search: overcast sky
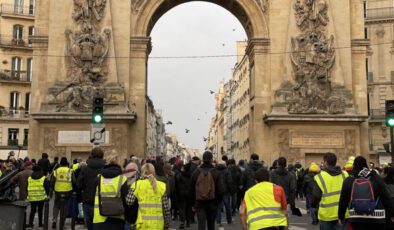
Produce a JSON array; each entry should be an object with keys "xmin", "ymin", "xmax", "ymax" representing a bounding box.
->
[{"xmin": 148, "ymin": 2, "xmax": 247, "ymax": 151}]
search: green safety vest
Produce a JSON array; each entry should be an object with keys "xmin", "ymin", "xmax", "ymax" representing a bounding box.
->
[
  {"xmin": 133, "ymin": 179, "xmax": 166, "ymax": 230},
  {"xmin": 244, "ymin": 182, "xmax": 287, "ymax": 230},
  {"xmin": 93, "ymin": 175, "xmax": 127, "ymax": 224},
  {"xmin": 54, "ymin": 167, "xmax": 73, "ymax": 192},
  {"xmin": 314, "ymin": 170, "xmax": 349, "ymax": 221},
  {"xmin": 27, "ymin": 176, "xmax": 47, "ymax": 202}
]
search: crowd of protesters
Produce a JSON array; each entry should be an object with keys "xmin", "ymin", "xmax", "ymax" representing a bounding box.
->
[{"xmin": 1, "ymin": 149, "xmax": 394, "ymax": 230}]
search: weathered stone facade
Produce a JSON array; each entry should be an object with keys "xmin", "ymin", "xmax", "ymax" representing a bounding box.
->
[{"xmin": 29, "ymin": 0, "xmax": 369, "ymax": 165}]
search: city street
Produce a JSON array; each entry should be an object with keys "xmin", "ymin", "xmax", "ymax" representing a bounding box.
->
[{"xmin": 27, "ymin": 199, "xmax": 319, "ymax": 230}]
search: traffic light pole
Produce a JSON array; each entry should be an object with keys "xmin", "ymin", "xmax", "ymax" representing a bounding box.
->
[{"xmin": 391, "ymin": 127, "xmax": 394, "ymax": 164}]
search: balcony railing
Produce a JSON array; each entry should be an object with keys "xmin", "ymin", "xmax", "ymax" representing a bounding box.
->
[
  {"xmin": 0, "ymin": 4, "xmax": 34, "ymax": 17},
  {"xmin": 8, "ymin": 139, "xmax": 18, "ymax": 147},
  {"xmin": 23, "ymin": 139, "xmax": 28, "ymax": 147},
  {"xmin": 0, "ymin": 35, "xmax": 32, "ymax": 49},
  {"xmin": 366, "ymin": 7, "xmax": 394, "ymax": 20},
  {"xmin": 369, "ymin": 109, "xmax": 385, "ymax": 120},
  {"xmin": 0, "ymin": 108, "xmax": 30, "ymax": 119},
  {"xmin": 0, "ymin": 69, "xmax": 31, "ymax": 82}
]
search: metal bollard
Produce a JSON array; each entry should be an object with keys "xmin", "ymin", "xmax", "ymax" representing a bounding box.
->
[
  {"xmin": 59, "ymin": 194, "xmax": 66, "ymax": 230},
  {"xmin": 71, "ymin": 192, "xmax": 77, "ymax": 230},
  {"xmin": 43, "ymin": 199, "xmax": 49, "ymax": 230}
]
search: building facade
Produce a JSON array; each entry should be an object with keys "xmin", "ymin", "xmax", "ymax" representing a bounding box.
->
[
  {"xmin": 0, "ymin": 0, "xmax": 35, "ymax": 158},
  {"xmin": 365, "ymin": 0, "xmax": 394, "ymax": 164},
  {"xmin": 146, "ymin": 97, "xmax": 166, "ymax": 157}
]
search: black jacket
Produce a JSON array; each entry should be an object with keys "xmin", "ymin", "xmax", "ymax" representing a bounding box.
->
[
  {"xmin": 338, "ymin": 169, "xmax": 394, "ymax": 223},
  {"xmin": 77, "ymin": 158, "xmax": 105, "ymax": 205},
  {"xmin": 303, "ymin": 171, "xmax": 318, "ymax": 195},
  {"xmin": 241, "ymin": 160, "xmax": 263, "ymax": 190},
  {"xmin": 176, "ymin": 163, "xmax": 192, "ymax": 198},
  {"xmin": 270, "ymin": 166, "xmax": 296, "ymax": 205},
  {"xmin": 228, "ymin": 164, "xmax": 242, "ymax": 193},
  {"xmin": 93, "ymin": 164, "xmax": 129, "ymax": 229},
  {"xmin": 190, "ymin": 162, "xmax": 225, "ymax": 208},
  {"xmin": 37, "ymin": 158, "xmax": 50, "ymax": 176},
  {"xmin": 311, "ymin": 166, "xmax": 343, "ymax": 209},
  {"xmin": 217, "ymin": 164, "xmax": 234, "ymax": 194}
]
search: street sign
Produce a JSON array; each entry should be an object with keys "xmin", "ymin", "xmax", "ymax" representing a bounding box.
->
[{"xmin": 90, "ymin": 124, "xmax": 106, "ymax": 144}]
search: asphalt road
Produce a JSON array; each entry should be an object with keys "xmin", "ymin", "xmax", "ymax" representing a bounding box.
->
[{"xmin": 24, "ymin": 199, "xmax": 319, "ymax": 230}]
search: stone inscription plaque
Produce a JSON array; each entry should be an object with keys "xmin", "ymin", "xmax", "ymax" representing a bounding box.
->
[
  {"xmin": 290, "ymin": 131, "xmax": 345, "ymax": 148},
  {"xmin": 58, "ymin": 131, "xmax": 109, "ymax": 144}
]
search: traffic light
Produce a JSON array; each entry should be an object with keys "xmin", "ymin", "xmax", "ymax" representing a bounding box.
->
[
  {"xmin": 386, "ymin": 100, "xmax": 394, "ymax": 127},
  {"xmin": 92, "ymin": 97, "xmax": 104, "ymax": 124}
]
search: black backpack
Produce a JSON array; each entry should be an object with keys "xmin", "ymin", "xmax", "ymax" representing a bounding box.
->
[{"xmin": 350, "ymin": 178, "xmax": 378, "ymax": 215}]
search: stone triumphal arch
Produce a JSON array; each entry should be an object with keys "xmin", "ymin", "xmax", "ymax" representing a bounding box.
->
[{"xmin": 29, "ymin": 0, "xmax": 369, "ymax": 165}]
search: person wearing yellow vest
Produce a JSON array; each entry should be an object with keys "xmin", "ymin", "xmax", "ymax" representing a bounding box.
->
[
  {"xmin": 125, "ymin": 163, "xmax": 171, "ymax": 230},
  {"xmin": 240, "ymin": 167, "xmax": 288, "ymax": 230},
  {"xmin": 311, "ymin": 152, "xmax": 348, "ymax": 230},
  {"xmin": 93, "ymin": 155, "xmax": 129, "ymax": 230},
  {"xmin": 72, "ymin": 158, "xmax": 80, "ymax": 171},
  {"xmin": 26, "ymin": 165, "xmax": 49, "ymax": 229},
  {"xmin": 50, "ymin": 157, "xmax": 74, "ymax": 229}
]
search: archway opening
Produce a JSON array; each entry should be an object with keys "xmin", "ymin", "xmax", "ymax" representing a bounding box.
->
[{"xmin": 146, "ymin": 2, "xmax": 248, "ymax": 158}]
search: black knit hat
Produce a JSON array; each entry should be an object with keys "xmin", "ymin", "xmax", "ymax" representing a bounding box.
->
[
  {"xmin": 202, "ymin": 151, "xmax": 213, "ymax": 162},
  {"xmin": 33, "ymin": 165, "xmax": 42, "ymax": 172}
]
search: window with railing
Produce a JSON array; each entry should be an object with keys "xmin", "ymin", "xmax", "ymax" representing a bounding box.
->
[
  {"xmin": 9, "ymin": 91, "xmax": 19, "ymax": 114},
  {"xmin": 11, "ymin": 56, "xmax": 21, "ymax": 79},
  {"xmin": 8, "ymin": 128, "xmax": 18, "ymax": 146}
]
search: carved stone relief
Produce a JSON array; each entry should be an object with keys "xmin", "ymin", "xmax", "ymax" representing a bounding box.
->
[
  {"xmin": 273, "ymin": 0, "xmax": 353, "ymax": 114},
  {"xmin": 256, "ymin": 0, "xmax": 269, "ymax": 12},
  {"xmin": 131, "ymin": 0, "xmax": 148, "ymax": 14},
  {"xmin": 42, "ymin": 0, "xmax": 135, "ymax": 114}
]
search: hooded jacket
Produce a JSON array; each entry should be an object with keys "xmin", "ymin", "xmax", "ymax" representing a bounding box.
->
[
  {"xmin": 77, "ymin": 157, "xmax": 105, "ymax": 205},
  {"xmin": 190, "ymin": 162, "xmax": 225, "ymax": 208},
  {"xmin": 270, "ymin": 166, "xmax": 296, "ymax": 204},
  {"xmin": 241, "ymin": 160, "xmax": 263, "ymax": 190},
  {"xmin": 338, "ymin": 168, "xmax": 394, "ymax": 223},
  {"xmin": 217, "ymin": 164, "xmax": 234, "ymax": 194},
  {"xmin": 93, "ymin": 164, "xmax": 129, "ymax": 230},
  {"xmin": 311, "ymin": 166, "xmax": 343, "ymax": 209},
  {"xmin": 176, "ymin": 163, "xmax": 192, "ymax": 198}
]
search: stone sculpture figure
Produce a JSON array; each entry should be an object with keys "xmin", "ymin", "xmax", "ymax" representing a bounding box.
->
[{"xmin": 274, "ymin": 0, "xmax": 353, "ymax": 114}]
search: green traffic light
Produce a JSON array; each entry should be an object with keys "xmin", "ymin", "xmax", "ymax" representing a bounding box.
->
[
  {"xmin": 94, "ymin": 114, "xmax": 103, "ymax": 123},
  {"xmin": 388, "ymin": 118, "xmax": 394, "ymax": 127}
]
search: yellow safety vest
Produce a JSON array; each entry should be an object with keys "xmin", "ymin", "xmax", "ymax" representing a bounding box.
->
[
  {"xmin": 133, "ymin": 179, "xmax": 166, "ymax": 230},
  {"xmin": 314, "ymin": 170, "xmax": 349, "ymax": 221},
  {"xmin": 93, "ymin": 175, "xmax": 127, "ymax": 224},
  {"xmin": 54, "ymin": 167, "xmax": 73, "ymax": 192},
  {"xmin": 72, "ymin": 163, "xmax": 79, "ymax": 171},
  {"xmin": 27, "ymin": 176, "xmax": 47, "ymax": 202},
  {"xmin": 244, "ymin": 182, "xmax": 287, "ymax": 230}
]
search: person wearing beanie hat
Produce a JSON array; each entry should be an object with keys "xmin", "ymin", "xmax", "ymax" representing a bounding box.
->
[
  {"xmin": 190, "ymin": 151, "xmax": 225, "ymax": 230},
  {"xmin": 27, "ymin": 165, "xmax": 50, "ymax": 229},
  {"xmin": 303, "ymin": 162, "xmax": 320, "ymax": 225},
  {"xmin": 10, "ymin": 160, "xmax": 33, "ymax": 200},
  {"xmin": 344, "ymin": 156, "xmax": 355, "ymax": 175}
]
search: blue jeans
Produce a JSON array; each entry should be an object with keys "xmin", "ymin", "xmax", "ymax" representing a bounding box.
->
[
  {"xmin": 83, "ymin": 203, "xmax": 94, "ymax": 230},
  {"xmin": 320, "ymin": 220, "xmax": 347, "ymax": 230},
  {"xmin": 306, "ymin": 193, "xmax": 318, "ymax": 222},
  {"xmin": 216, "ymin": 193, "xmax": 232, "ymax": 224}
]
